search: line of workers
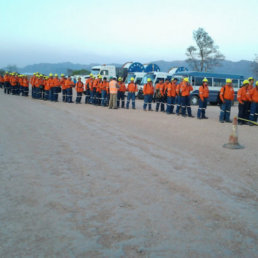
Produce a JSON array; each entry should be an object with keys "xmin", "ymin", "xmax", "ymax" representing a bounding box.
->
[{"xmin": 0, "ymin": 72, "xmax": 257, "ymax": 125}]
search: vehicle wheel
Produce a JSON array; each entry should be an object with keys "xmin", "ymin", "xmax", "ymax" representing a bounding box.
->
[{"xmin": 190, "ymin": 95, "xmax": 199, "ymax": 105}]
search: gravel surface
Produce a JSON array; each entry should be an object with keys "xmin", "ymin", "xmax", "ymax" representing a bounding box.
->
[{"xmin": 0, "ymin": 90, "xmax": 257, "ymax": 257}]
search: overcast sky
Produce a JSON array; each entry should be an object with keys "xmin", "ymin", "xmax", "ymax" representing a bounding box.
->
[{"xmin": 1, "ymin": 0, "xmax": 258, "ymax": 67}]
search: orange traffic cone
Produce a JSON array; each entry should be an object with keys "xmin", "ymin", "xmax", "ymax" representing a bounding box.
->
[{"xmin": 223, "ymin": 116, "xmax": 244, "ymax": 149}]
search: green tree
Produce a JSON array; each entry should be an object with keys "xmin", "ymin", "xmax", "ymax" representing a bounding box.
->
[
  {"xmin": 71, "ymin": 69, "xmax": 90, "ymax": 76},
  {"xmin": 186, "ymin": 28, "xmax": 225, "ymax": 72}
]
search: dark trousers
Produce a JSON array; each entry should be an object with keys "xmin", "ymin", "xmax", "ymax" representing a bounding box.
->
[
  {"xmin": 181, "ymin": 96, "xmax": 192, "ymax": 116},
  {"xmin": 66, "ymin": 88, "xmax": 73, "ymax": 103},
  {"xmin": 176, "ymin": 95, "xmax": 181, "ymax": 114},
  {"xmin": 62, "ymin": 89, "xmax": 67, "ymax": 102},
  {"xmin": 23, "ymin": 87, "xmax": 29, "ymax": 96},
  {"xmin": 156, "ymin": 96, "xmax": 165, "ymax": 111},
  {"xmin": 85, "ymin": 89, "xmax": 90, "ymax": 104},
  {"xmin": 101, "ymin": 90, "xmax": 107, "ymax": 106},
  {"xmin": 76, "ymin": 92, "xmax": 82, "ymax": 103},
  {"xmin": 166, "ymin": 96, "xmax": 176, "ymax": 114},
  {"xmin": 117, "ymin": 91, "xmax": 125, "ymax": 108},
  {"xmin": 44, "ymin": 90, "xmax": 50, "ymax": 100},
  {"xmin": 249, "ymin": 102, "xmax": 258, "ymax": 122},
  {"xmin": 197, "ymin": 98, "xmax": 208, "ymax": 118},
  {"xmin": 219, "ymin": 99, "xmax": 232, "ymax": 122},
  {"xmin": 127, "ymin": 92, "xmax": 136, "ymax": 109},
  {"xmin": 238, "ymin": 101, "xmax": 249, "ymax": 124},
  {"xmin": 143, "ymin": 94, "xmax": 153, "ymax": 110}
]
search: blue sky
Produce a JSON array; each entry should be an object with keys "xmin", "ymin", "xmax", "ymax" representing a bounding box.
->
[{"xmin": 1, "ymin": 0, "xmax": 258, "ymax": 67}]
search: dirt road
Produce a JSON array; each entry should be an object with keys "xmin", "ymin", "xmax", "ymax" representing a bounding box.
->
[{"xmin": 0, "ymin": 90, "xmax": 257, "ymax": 257}]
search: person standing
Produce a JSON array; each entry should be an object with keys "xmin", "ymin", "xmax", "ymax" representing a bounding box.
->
[
  {"xmin": 237, "ymin": 80, "xmax": 249, "ymax": 124},
  {"xmin": 75, "ymin": 77, "xmax": 84, "ymax": 104},
  {"xmin": 247, "ymin": 81, "xmax": 258, "ymax": 125},
  {"xmin": 197, "ymin": 78, "xmax": 209, "ymax": 119},
  {"xmin": 109, "ymin": 77, "xmax": 119, "ymax": 109},
  {"xmin": 143, "ymin": 78, "xmax": 154, "ymax": 111},
  {"xmin": 60, "ymin": 74, "xmax": 67, "ymax": 102},
  {"xmin": 4, "ymin": 72, "xmax": 10, "ymax": 94},
  {"xmin": 65, "ymin": 76, "xmax": 75, "ymax": 103},
  {"xmin": 23, "ymin": 75, "xmax": 29, "ymax": 96},
  {"xmin": 181, "ymin": 78, "xmax": 194, "ymax": 117},
  {"xmin": 166, "ymin": 78, "xmax": 177, "ymax": 114},
  {"xmin": 101, "ymin": 77, "xmax": 109, "ymax": 106},
  {"xmin": 219, "ymin": 79, "xmax": 234, "ymax": 123},
  {"xmin": 84, "ymin": 75, "xmax": 93, "ymax": 104},
  {"xmin": 126, "ymin": 77, "xmax": 138, "ymax": 109},
  {"xmin": 155, "ymin": 79, "xmax": 165, "ymax": 112},
  {"xmin": 117, "ymin": 77, "xmax": 126, "ymax": 108}
]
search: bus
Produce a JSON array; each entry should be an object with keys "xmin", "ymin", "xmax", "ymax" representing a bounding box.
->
[{"xmin": 173, "ymin": 71, "xmax": 245, "ymax": 105}]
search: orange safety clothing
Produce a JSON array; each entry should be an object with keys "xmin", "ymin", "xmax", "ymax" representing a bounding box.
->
[
  {"xmin": 109, "ymin": 80, "xmax": 118, "ymax": 94},
  {"xmin": 143, "ymin": 82, "xmax": 154, "ymax": 95},
  {"xmin": 220, "ymin": 85, "xmax": 234, "ymax": 102},
  {"xmin": 127, "ymin": 82, "xmax": 138, "ymax": 92},
  {"xmin": 247, "ymin": 87, "xmax": 258, "ymax": 103},
  {"xmin": 180, "ymin": 81, "xmax": 193, "ymax": 97},
  {"xmin": 199, "ymin": 84, "xmax": 209, "ymax": 101},
  {"xmin": 76, "ymin": 81, "xmax": 84, "ymax": 92},
  {"xmin": 237, "ymin": 87, "xmax": 249, "ymax": 104}
]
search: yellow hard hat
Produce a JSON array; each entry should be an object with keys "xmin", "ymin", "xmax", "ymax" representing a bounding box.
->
[
  {"xmin": 226, "ymin": 79, "xmax": 232, "ymax": 84},
  {"xmin": 55, "ymin": 73, "xmax": 58, "ymax": 77},
  {"xmin": 49, "ymin": 73, "xmax": 53, "ymax": 76},
  {"xmin": 256, "ymin": 81, "xmax": 258, "ymax": 86},
  {"xmin": 98, "ymin": 75, "xmax": 102, "ymax": 79},
  {"xmin": 243, "ymin": 80, "xmax": 249, "ymax": 85},
  {"xmin": 45, "ymin": 76, "xmax": 49, "ymax": 79},
  {"xmin": 147, "ymin": 78, "xmax": 152, "ymax": 82},
  {"xmin": 118, "ymin": 77, "xmax": 122, "ymax": 81},
  {"xmin": 202, "ymin": 78, "xmax": 208, "ymax": 82},
  {"xmin": 184, "ymin": 77, "xmax": 189, "ymax": 82},
  {"xmin": 61, "ymin": 73, "xmax": 65, "ymax": 77},
  {"xmin": 130, "ymin": 77, "xmax": 134, "ymax": 81},
  {"xmin": 33, "ymin": 72, "xmax": 36, "ymax": 75},
  {"xmin": 90, "ymin": 73, "xmax": 93, "ymax": 77},
  {"xmin": 248, "ymin": 77, "xmax": 254, "ymax": 81}
]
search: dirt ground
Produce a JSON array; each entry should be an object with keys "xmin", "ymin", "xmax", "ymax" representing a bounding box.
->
[{"xmin": 0, "ymin": 89, "xmax": 257, "ymax": 257}]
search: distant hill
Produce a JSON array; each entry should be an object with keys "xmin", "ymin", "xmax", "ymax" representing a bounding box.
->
[{"xmin": 4, "ymin": 60, "xmax": 253, "ymax": 77}]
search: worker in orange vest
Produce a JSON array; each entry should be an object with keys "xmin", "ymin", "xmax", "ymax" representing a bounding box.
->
[
  {"xmin": 75, "ymin": 77, "xmax": 84, "ymax": 104},
  {"xmin": 84, "ymin": 75, "xmax": 92, "ymax": 104},
  {"xmin": 143, "ymin": 78, "xmax": 154, "ymax": 111},
  {"xmin": 197, "ymin": 78, "xmax": 209, "ymax": 119},
  {"xmin": 100, "ymin": 77, "xmax": 109, "ymax": 106},
  {"xmin": 109, "ymin": 77, "xmax": 119, "ymax": 109},
  {"xmin": 0, "ymin": 74, "xmax": 3, "ymax": 89},
  {"xmin": 247, "ymin": 77, "xmax": 255, "ymax": 117},
  {"xmin": 247, "ymin": 81, "xmax": 258, "ymax": 125},
  {"xmin": 22, "ymin": 75, "xmax": 29, "ymax": 96},
  {"xmin": 166, "ymin": 78, "xmax": 177, "ymax": 114},
  {"xmin": 60, "ymin": 74, "xmax": 66, "ymax": 102},
  {"xmin": 126, "ymin": 77, "xmax": 138, "ymax": 109},
  {"xmin": 65, "ymin": 76, "xmax": 75, "ymax": 103},
  {"xmin": 96, "ymin": 75, "xmax": 102, "ymax": 105},
  {"xmin": 10, "ymin": 73, "xmax": 17, "ymax": 95},
  {"xmin": 117, "ymin": 77, "xmax": 126, "ymax": 108},
  {"xmin": 180, "ymin": 78, "xmax": 194, "ymax": 117},
  {"xmin": 44, "ymin": 76, "xmax": 50, "ymax": 100},
  {"xmin": 219, "ymin": 79, "xmax": 235, "ymax": 123},
  {"xmin": 237, "ymin": 80, "xmax": 249, "ymax": 125},
  {"xmin": 51, "ymin": 74, "xmax": 60, "ymax": 102},
  {"xmin": 4, "ymin": 72, "xmax": 10, "ymax": 94},
  {"xmin": 155, "ymin": 79, "xmax": 165, "ymax": 112}
]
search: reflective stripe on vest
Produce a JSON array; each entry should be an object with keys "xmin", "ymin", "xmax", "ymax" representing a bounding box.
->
[{"xmin": 109, "ymin": 80, "xmax": 118, "ymax": 94}]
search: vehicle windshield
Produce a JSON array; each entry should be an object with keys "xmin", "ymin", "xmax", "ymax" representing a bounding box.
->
[
  {"xmin": 141, "ymin": 74, "xmax": 156, "ymax": 85},
  {"xmin": 125, "ymin": 74, "xmax": 136, "ymax": 84},
  {"xmin": 91, "ymin": 69, "xmax": 100, "ymax": 75}
]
